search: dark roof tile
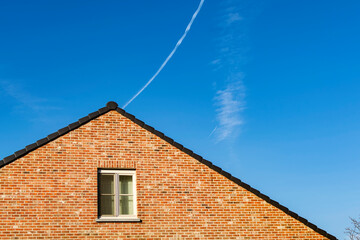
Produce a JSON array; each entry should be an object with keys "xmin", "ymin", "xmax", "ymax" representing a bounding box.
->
[
  {"xmin": 88, "ymin": 111, "xmax": 100, "ymax": 119},
  {"xmin": 58, "ymin": 127, "xmax": 70, "ymax": 135},
  {"xmin": 123, "ymin": 112, "xmax": 135, "ymax": 120},
  {"xmin": 201, "ymin": 159, "xmax": 213, "ymax": 167},
  {"xmin": 276, "ymin": 204, "xmax": 289, "ymax": 213},
  {"xmin": 240, "ymin": 182, "xmax": 251, "ymax": 191},
  {"xmin": 288, "ymin": 210, "xmax": 299, "ymax": 219},
  {"xmin": 307, "ymin": 222, "xmax": 318, "ymax": 231},
  {"xmin": 211, "ymin": 165, "xmax": 222, "ymax": 173},
  {"xmin": 172, "ymin": 142, "xmax": 183, "ymax": 150},
  {"xmin": 69, "ymin": 122, "xmax": 80, "ymax": 130},
  {"xmin": 14, "ymin": 149, "xmax": 26, "ymax": 158},
  {"xmin": 79, "ymin": 116, "xmax": 90, "ymax": 124},
  {"xmin": 3, "ymin": 155, "xmax": 16, "ymax": 164},
  {"xmin": 116, "ymin": 107, "xmax": 125, "ymax": 114},
  {"xmin": 98, "ymin": 107, "xmax": 109, "ymax": 114},
  {"xmin": 230, "ymin": 176, "xmax": 242, "ymax": 185},
  {"xmin": 163, "ymin": 136, "xmax": 174, "ymax": 144},
  {"xmin": 142, "ymin": 124, "xmax": 154, "ymax": 132},
  {"xmin": 269, "ymin": 199, "xmax": 280, "ymax": 207},
  {"xmin": 36, "ymin": 138, "xmax": 48, "ymax": 146},
  {"xmin": 191, "ymin": 153, "xmax": 202, "ymax": 161},
  {"xmin": 133, "ymin": 118, "xmax": 144, "ymax": 127},
  {"xmin": 47, "ymin": 132, "xmax": 59, "ymax": 141},
  {"xmin": 258, "ymin": 193, "xmax": 270, "ymax": 202},
  {"xmin": 25, "ymin": 143, "xmax": 38, "ymax": 152},
  {"xmin": 328, "ymin": 234, "xmax": 338, "ymax": 240},
  {"xmin": 250, "ymin": 188, "xmax": 261, "ymax": 196},
  {"xmin": 298, "ymin": 216, "xmax": 308, "ymax": 225},
  {"xmin": 221, "ymin": 171, "xmax": 231, "ymax": 179},
  {"xmin": 153, "ymin": 130, "xmax": 164, "ymax": 138},
  {"xmin": 106, "ymin": 101, "xmax": 118, "ymax": 109},
  {"xmin": 182, "ymin": 148, "xmax": 193, "ymax": 156}
]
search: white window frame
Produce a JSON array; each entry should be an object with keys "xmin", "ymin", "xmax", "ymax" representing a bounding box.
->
[{"xmin": 97, "ymin": 169, "xmax": 140, "ymax": 222}]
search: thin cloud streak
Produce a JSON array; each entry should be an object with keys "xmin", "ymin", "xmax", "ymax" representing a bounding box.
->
[
  {"xmin": 1, "ymin": 81, "xmax": 47, "ymax": 111},
  {"xmin": 211, "ymin": 0, "xmax": 248, "ymax": 142},
  {"xmin": 123, "ymin": 0, "xmax": 205, "ymax": 109},
  {"xmin": 0, "ymin": 80, "xmax": 62, "ymax": 123},
  {"xmin": 208, "ymin": 126, "xmax": 217, "ymax": 137},
  {"xmin": 214, "ymin": 80, "xmax": 245, "ymax": 142}
]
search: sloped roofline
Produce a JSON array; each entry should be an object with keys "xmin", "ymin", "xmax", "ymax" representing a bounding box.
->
[{"xmin": 0, "ymin": 101, "xmax": 337, "ymax": 240}]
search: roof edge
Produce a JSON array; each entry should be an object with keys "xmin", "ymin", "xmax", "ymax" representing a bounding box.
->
[{"xmin": 0, "ymin": 101, "xmax": 337, "ymax": 240}]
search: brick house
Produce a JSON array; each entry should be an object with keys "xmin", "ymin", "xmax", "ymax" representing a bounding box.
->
[{"xmin": 0, "ymin": 101, "xmax": 336, "ymax": 239}]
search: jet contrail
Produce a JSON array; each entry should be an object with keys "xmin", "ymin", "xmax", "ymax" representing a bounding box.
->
[
  {"xmin": 123, "ymin": 0, "xmax": 205, "ymax": 109},
  {"xmin": 208, "ymin": 126, "xmax": 217, "ymax": 137}
]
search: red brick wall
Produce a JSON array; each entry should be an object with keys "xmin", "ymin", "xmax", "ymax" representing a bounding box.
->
[{"xmin": 0, "ymin": 111, "xmax": 329, "ymax": 239}]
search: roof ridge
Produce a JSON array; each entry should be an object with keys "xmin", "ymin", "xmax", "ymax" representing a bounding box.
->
[{"xmin": 0, "ymin": 101, "xmax": 337, "ymax": 240}]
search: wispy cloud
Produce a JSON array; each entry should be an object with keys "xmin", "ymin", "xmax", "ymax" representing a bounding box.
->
[
  {"xmin": 226, "ymin": 12, "xmax": 243, "ymax": 25},
  {"xmin": 0, "ymin": 80, "xmax": 61, "ymax": 122},
  {"xmin": 123, "ymin": 0, "xmax": 205, "ymax": 109},
  {"xmin": 214, "ymin": 76, "xmax": 245, "ymax": 142},
  {"xmin": 211, "ymin": 0, "xmax": 249, "ymax": 142},
  {"xmin": 2, "ymin": 81, "xmax": 46, "ymax": 110}
]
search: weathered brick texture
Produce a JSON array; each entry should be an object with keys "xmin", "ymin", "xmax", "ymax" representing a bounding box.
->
[{"xmin": 0, "ymin": 110, "xmax": 331, "ymax": 239}]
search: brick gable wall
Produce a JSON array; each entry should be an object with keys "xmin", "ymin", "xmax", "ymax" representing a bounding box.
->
[{"xmin": 0, "ymin": 110, "xmax": 330, "ymax": 239}]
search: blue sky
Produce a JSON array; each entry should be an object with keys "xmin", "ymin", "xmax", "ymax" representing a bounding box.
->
[{"xmin": 1, "ymin": 0, "xmax": 360, "ymax": 238}]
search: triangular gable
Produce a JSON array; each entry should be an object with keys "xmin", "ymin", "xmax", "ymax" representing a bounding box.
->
[{"xmin": 0, "ymin": 101, "xmax": 337, "ymax": 240}]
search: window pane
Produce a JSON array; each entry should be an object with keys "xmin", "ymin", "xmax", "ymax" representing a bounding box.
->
[
  {"xmin": 119, "ymin": 176, "xmax": 133, "ymax": 194},
  {"xmin": 119, "ymin": 195, "xmax": 133, "ymax": 215},
  {"xmin": 100, "ymin": 195, "xmax": 115, "ymax": 216},
  {"xmin": 100, "ymin": 174, "xmax": 114, "ymax": 194}
]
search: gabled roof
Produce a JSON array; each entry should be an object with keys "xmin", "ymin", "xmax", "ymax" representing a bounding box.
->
[{"xmin": 0, "ymin": 101, "xmax": 337, "ymax": 240}]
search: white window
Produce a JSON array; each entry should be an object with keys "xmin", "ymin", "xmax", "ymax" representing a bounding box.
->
[{"xmin": 97, "ymin": 169, "xmax": 139, "ymax": 222}]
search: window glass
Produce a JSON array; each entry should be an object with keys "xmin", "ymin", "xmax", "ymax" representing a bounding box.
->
[
  {"xmin": 100, "ymin": 195, "xmax": 115, "ymax": 215},
  {"xmin": 100, "ymin": 174, "xmax": 114, "ymax": 194},
  {"xmin": 100, "ymin": 174, "xmax": 115, "ymax": 216},
  {"xmin": 120, "ymin": 196, "xmax": 133, "ymax": 215},
  {"xmin": 119, "ymin": 176, "xmax": 133, "ymax": 194}
]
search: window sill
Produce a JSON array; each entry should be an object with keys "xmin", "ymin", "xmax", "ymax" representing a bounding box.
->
[{"xmin": 96, "ymin": 217, "xmax": 142, "ymax": 223}]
